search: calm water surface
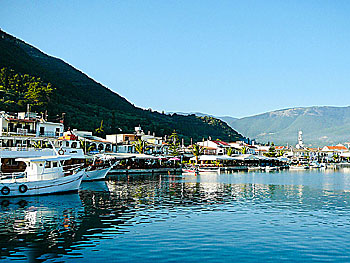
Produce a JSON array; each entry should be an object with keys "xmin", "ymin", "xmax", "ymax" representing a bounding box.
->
[{"xmin": 2, "ymin": 169, "xmax": 350, "ymax": 262}]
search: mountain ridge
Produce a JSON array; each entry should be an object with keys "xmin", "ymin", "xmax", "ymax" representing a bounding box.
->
[
  {"xmin": 0, "ymin": 29, "xmax": 244, "ymax": 143},
  {"xmin": 224, "ymin": 106, "xmax": 350, "ymax": 146}
]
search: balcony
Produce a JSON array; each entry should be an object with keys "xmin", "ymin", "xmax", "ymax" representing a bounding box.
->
[{"xmin": 38, "ymin": 131, "xmax": 63, "ymax": 138}]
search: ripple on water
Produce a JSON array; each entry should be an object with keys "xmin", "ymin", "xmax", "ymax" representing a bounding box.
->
[{"xmin": 2, "ymin": 170, "xmax": 350, "ymax": 262}]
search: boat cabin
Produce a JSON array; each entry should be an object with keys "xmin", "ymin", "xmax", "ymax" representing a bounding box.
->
[{"xmin": 16, "ymin": 156, "xmax": 71, "ymax": 181}]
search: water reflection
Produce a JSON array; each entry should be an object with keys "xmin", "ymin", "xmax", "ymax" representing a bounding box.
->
[
  {"xmin": 2, "ymin": 170, "xmax": 350, "ymax": 262},
  {"xmin": 0, "ymin": 194, "xmax": 83, "ymax": 262}
]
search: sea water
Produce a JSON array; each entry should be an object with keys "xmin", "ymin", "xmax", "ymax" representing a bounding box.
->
[{"xmin": 1, "ymin": 169, "xmax": 350, "ymax": 262}]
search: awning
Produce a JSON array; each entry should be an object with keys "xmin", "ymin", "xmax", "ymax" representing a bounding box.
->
[
  {"xmin": 190, "ymin": 155, "xmax": 235, "ymax": 161},
  {"xmin": 340, "ymin": 152, "xmax": 350, "ymax": 158},
  {"xmin": 231, "ymin": 154, "xmax": 259, "ymax": 161},
  {"xmin": 16, "ymin": 155, "xmax": 71, "ymax": 162}
]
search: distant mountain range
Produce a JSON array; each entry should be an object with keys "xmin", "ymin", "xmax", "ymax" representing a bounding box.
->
[
  {"xmin": 225, "ymin": 106, "xmax": 350, "ymax": 146},
  {"xmin": 175, "ymin": 107, "xmax": 350, "ymax": 146},
  {"xmin": 0, "ymin": 29, "xmax": 244, "ymax": 143}
]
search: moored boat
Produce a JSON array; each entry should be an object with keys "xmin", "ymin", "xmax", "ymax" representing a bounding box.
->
[
  {"xmin": 0, "ymin": 155, "xmax": 85, "ymax": 197},
  {"xmin": 289, "ymin": 165, "xmax": 309, "ymax": 170},
  {"xmin": 265, "ymin": 166, "xmax": 278, "ymax": 171}
]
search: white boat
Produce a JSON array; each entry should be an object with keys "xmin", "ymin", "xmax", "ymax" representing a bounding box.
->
[
  {"xmin": 83, "ymin": 167, "xmax": 112, "ymax": 181},
  {"xmin": 265, "ymin": 166, "xmax": 278, "ymax": 171},
  {"xmin": 182, "ymin": 167, "xmax": 199, "ymax": 174},
  {"xmin": 289, "ymin": 165, "xmax": 309, "ymax": 170},
  {"xmin": 248, "ymin": 166, "xmax": 261, "ymax": 171},
  {"xmin": 310, "ymin": 162, "xmax": 322, "ymax": 169},
  {"xmin": 0, "ymin": 155, "xmax": 85, "ymax": 197},
  {"xmin": 81, "ymin": 154, "xmax": 117, "ymax": 181}
]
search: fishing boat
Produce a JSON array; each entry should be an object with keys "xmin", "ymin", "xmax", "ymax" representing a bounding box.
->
[
  {"xmin": 265, "ymin": 166, "xmax": 278, "ymax": 172},
  {"xmin": 310, "ymin": 162, "xmax": 322, "ymax": 169},
  {"xmin": 248, "ymin": 166, "xmax": 261, "ymax": 171},
  {"xmin": 182, "ymin": 167, "xmax": 199, "ymax": 173},
  {"xmin": 82, "ymin": 154, "xmax": 116, "ymax": 181},
  {"xmin": 0, "ymin": 155, "xmax": 85, "ymax": 197},
  {"xmin": 289, "ymin": 165, "xmax": 309, "ymax": 170}
]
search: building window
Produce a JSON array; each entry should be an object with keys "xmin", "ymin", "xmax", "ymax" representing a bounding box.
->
[{"xmin": 8, "ymin": 123, "xmax": 14, "ymax": 132}]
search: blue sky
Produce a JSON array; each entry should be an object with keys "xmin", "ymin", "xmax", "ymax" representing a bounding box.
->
[{"xmin": 1, "ymin": 1, "xmax": 350, "ymax": 118}]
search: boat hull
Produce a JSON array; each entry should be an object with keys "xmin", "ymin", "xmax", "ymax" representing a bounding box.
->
[
  {"xmin": 82, "ymin": 167, "xmax": 111, "ymax": 181},
  {"xmin": 289, "ymin": 166, "xmax": 309, "ymax": 170},
  {"xmin": 0, "ymin": 171, "xmax": 84, "ymax": 197}
]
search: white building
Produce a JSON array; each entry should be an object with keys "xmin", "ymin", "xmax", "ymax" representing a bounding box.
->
[
  {"xmin": 197, "ymin": 140, "xmax": 231, "ymax": 155},
  {"xmin": 0, "ymin": 111, "xmax": 63, "ymax": 138}
]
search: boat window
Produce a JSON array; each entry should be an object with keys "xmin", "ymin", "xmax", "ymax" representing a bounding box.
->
[
  {"xmin": 66, "ymin": 141, "xmax": 69, "ymax": 147},
  {"xmin": 52, "ymin": 162, "xmax": 58, "ymax": 168},
  {"xmin": 71, "ymin": 142, "xmax": 77, "ymax": 148},
  {"xmin": 45, "ymin": 161, "xmax": 51, "ymax": 168}
]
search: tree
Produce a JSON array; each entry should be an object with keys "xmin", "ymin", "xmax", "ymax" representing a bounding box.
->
[
  {"xmin": 80, "ymin": 139, "xmax": 94, "ymax": 154},
  {"xmin": 132, "ymin": 139, "xmax": 148, "ymax": 154},
  {"xmin": 168, "ymin": 130, "xmax": 180, "ymax": 156},
  {"xmin": 192, "ymin": 144, "xmax": 204, "ymax": 164},
  {"xmin": 240, "ymin": 146, "xmax": 248, "ymax": 154},
  {"xmin": 264, "ymin": 146, "xmax": 277, "ymax": 157},
  {"xmin": 95, "ymin": 120, "xmax": 104, "ymax": 136},
  {"xmin": 227, "ymin": 147, "xmax": 234, "ymax": 156},
  {"xmin": 333, "ymin": 153, "xmax": 339, "ymax": 162}
]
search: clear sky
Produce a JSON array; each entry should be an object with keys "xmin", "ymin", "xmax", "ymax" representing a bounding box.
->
[{"xmin": 1, "ymin": 1, "xmax": 350, "ymax": 118}]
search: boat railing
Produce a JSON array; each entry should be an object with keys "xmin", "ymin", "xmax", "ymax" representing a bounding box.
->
[
  {"xmin": 0, "ymin": 147, "xmax": 51, "ymax": 152},
  {"xmin": 0, "ymin": 171, "xmax": 26, "ymax": 182},
  {"xmin": 62, "ymin": 163, "xmax": 85, "ymax": 175}
]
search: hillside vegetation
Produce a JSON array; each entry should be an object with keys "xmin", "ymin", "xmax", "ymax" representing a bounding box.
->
[{"xmin": 0, "ymin": 29, "xmax": 243, "ymax": 143}]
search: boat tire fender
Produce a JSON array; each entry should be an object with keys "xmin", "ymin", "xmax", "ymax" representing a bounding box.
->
[
  {"xmin": 19, "ymin": 184, "xmax": 28, "ymax": 194},
  {"xmin": 58, "ymin": 149, "xmax": 64, "ymax": 155},
  {"xmin": 1, "ymin": 186, "xmax": 10, "ymax": 195}
]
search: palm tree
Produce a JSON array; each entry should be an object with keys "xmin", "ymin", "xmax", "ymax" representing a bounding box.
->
[
  {"xmin": 226, "ymin": 147, "xmax": 234, "ymax": 156},
  {"xmin": 79, "ymin": 139, "xmax": 94, "ymax": 154},
  {"xmin": 192, "ymin": 144, "xmax": 204, "ymax": 164},
  {"xmin": 132, "ymin": 139, "xmax": 147, "ymax": 154},
  {"xmin": 240, "ymin": 146, "xmax": 248, "ymax": 154},
  {"xmin": 95, "ymin": 120, "xmax": 104, "ymax": 136}
]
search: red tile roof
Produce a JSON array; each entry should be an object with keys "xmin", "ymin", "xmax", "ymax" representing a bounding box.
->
[
  {"xmin": 212, "ymin": 140, "xmax": 229, "ymax": 146},
  {"xmin": 325, "ymin": 145, "xmax": 347, "ymax": 150}
]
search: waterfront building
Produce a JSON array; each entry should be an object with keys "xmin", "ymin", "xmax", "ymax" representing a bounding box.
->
[
  {"xmin": 106, "ymin": 126, "xmax": 166, "ymax": 154},
  {"xmin": 0, "ymin": 111, "xmax": 63, "ymax": 138},
  {"xmin": 197, "ymin": 140, "xmax": 231, "ymax": 155},
  {"xmin": 69, "ymin": 130, "xmax": 113, "ymax": 153}
]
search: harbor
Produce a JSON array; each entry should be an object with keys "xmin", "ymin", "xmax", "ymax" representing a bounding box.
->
[
  {"xmin": 1, "ymin": 2, "xmax": 350, "ymax": 261},
  {"xmin": 2, "ymin": 169, "xmax": 350, "ymax": 262},
  {"xmin": 2, "ymin": 110, "xmax": 350, "ymax": 198}
]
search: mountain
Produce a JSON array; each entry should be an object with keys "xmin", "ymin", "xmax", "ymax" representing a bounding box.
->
[
  {"xmin": 225, "ymin": 106, "xmax": 350, "ymax": 146},
  {"xmin": 0, "ymin": 29, "xmax": 244, "ymax": 143},
  {"xmin": 218, "ymin": 116, "xmax": 238, "ymax": 124},
  {"xmin": 169, "ymin": 112, "xmax": 237, "ymax": 123},
  {"xmin": 168, "ymin": 112, "xmax": 215, "ymax": 118}
]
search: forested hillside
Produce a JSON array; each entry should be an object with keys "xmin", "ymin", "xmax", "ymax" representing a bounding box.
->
[{"xmin": 0, "ymin": 29, "xmax": 243, "ymax": 143}]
